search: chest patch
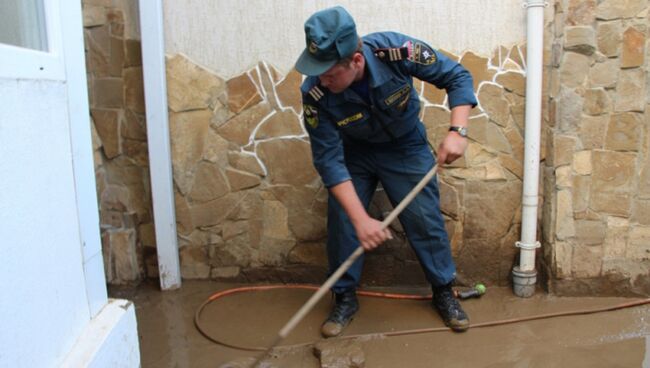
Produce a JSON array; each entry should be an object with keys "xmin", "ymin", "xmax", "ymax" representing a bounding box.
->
[
  {"xmin": 336, "ymin": 112, "xmax": 364, "ymax": 127},
  {"xmin": 384, "ymin": 85, "xmax": 411, "ymax": 106}
]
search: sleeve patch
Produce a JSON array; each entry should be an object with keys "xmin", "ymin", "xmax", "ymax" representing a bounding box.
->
[
  {"xmin": 406, "ymin": 41, "xmax": 437, "ymax": 65},
  {"xmin": 303, "ymin": 104, "xmax": 319, "ymax": 129}
]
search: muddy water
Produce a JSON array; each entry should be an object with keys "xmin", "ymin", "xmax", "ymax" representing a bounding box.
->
[{"xmin": 110, "ymin": 280, "xmax": 650, "ymax": 367}]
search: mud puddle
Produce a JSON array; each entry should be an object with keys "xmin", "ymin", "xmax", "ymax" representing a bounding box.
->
[{"xmin": 110, "ymin": 280, "xmax": 650, "ymax": 367}]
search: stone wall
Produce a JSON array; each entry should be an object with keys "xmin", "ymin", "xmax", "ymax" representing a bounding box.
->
[
  {"xmin": 543, "ymin": 0, "xmax": 650, "ymax": 296},
  {"xmin": 83, "ymin": 0, "xmax": 152, "ymax": 284},
  {"xmin": 165, "ymin": 46, "xmax": 531, "ymax": 287},
  {"xmin": 81, "ymin": 1, "xmax": 535, "ymax": 289},
  {"xmin": 83, "ymin": 1, "xmax": 534, "ymax": 287}
]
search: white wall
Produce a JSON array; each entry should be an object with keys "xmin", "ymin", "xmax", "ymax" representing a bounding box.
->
[{"xmin": 163, "ymin": 0, "xmax": 526, "ymax": 78}]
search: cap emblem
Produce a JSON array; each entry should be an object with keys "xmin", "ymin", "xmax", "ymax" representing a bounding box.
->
[{"xmin": 308, "ymin": 41, "xmax": 318, "ymax": 54}]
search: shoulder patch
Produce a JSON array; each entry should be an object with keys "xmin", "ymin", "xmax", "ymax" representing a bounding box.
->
[
  {"xmin": 303, "ymin": 104, "xmax": 319, "ymax": 129},
  {"xmin": 406, "ymin": 41, "xmax": 437, "ymax": 65},
  {"xmin": 308, "ymin": 85, "xmax": 325, "ymax": 101}
]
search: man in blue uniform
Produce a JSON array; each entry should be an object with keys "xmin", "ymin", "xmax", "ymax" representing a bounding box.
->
[{"xmin": 295, "ymin": 6, "xmax": 477, "ymax": 337}]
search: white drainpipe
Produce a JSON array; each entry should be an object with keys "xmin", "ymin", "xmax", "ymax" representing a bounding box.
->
[
  {"xmin": 512, "ymin": 0, "xmax": 546, "ymax": 297},
  {"xmin": 139, "ymin": 0, "xmax": 182, "ymax": 290}
]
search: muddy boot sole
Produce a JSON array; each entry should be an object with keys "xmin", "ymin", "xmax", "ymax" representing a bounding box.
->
[
  {"xmin": 321, "ymin": 290, "xmax": 359, "ymax": 338},
  {"xmin": 445, "ymin": 318, "xmax": 470, "ymax": 332},
  {"xmin": 321, "ymin": 318, "xmax": 353, "ymax": 338}
]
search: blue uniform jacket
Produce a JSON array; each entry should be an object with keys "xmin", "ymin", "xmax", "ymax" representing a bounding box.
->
[{"xmin": 301, "ymin": 31, "xmax": 477, "ymax": 188}]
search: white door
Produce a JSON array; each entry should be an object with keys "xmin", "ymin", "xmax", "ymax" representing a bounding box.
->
[{"xmin": 0, "ymin": 0, "xmax": 110, "ymax": 366}]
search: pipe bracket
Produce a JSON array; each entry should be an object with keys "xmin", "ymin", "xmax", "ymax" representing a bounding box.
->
[
  {"xmin": 522, "ymin": 1, "xmax": 548, "ymax": 8},
  {"xmin": 516, "ymin": 241, "xmax": 541, "ymax": 250}
]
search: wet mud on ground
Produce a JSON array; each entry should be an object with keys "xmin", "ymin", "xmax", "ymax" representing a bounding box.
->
[{"xmin": 110, "ymin": 280, "xmax": 650, "ymax": 367}]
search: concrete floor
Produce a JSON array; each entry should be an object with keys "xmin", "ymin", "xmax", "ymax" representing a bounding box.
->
[{"xmin": 110, "ymin": 280, "xmax": 650, "ymax": 368}]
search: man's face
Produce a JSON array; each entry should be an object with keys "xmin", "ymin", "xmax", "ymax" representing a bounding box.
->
[{"xmin": 318, "ymin": 60, "xmax": 358, "ymax": 94}]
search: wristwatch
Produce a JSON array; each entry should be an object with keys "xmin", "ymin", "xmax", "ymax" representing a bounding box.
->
[{"xmin": 449, "ymin": 126, "xmax": 468, "ymax": 138}]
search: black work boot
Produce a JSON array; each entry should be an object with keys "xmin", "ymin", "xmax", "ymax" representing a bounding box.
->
[
  {"xmin": 432, "ymin": 283, "xmax": 469, "ymax": 332},
  {"xmin": 321, "ymin": 290, "xmax": 359, "ymax": 337}
]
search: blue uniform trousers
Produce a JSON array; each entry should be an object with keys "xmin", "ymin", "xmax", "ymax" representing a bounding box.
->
[{"xmin": 328, "ymin": 126, "xmax": 456, "ymax": 293}]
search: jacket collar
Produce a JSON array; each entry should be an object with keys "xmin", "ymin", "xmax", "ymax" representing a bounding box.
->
[{"xmin": 325, "ymin": 43, "xmax": 396, "ymax": 106}]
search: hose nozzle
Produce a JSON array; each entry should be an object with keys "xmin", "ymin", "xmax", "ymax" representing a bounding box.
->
[{"xmin": 454, "ymin": 283, "xmax": 486, "ymax": 300}]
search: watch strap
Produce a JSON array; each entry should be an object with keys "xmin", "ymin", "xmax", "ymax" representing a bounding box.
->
[{"xmin": 449, "ymin": 126, "xmax": 468, "ymax": 137}]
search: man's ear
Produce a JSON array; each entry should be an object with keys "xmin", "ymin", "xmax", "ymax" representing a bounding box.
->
[{"xmin": 352, "ymin": 52, "xmax": 365, "ymax": 72}]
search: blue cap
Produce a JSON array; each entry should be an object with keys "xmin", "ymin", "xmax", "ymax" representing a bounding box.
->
[{"xmin": 295, "ymin": 6, "xmax": 359, "ymax": 76}]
